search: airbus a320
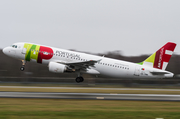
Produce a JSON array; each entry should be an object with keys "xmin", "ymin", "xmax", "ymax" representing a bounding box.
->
[{"xmin": 3, "ymin": 42, "xmax": 176, "ymax": 83}]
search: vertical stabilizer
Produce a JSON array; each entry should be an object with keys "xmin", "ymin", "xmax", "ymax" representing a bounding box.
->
[{"xmin": 139, "ymin": 42, "xmax": 176, "ymax": 70}]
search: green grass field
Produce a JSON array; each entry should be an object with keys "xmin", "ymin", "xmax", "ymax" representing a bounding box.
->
[
  {"xmin": 0, "ymin": 98, "xmax": 179, "ymax": 119},
  {"xmin": 0, "ymin": 86, "xmax": 180, "ymax": 94},
  {"xmin": 0, "ymin": 85, "xmax": 180, "ymax": 118}
]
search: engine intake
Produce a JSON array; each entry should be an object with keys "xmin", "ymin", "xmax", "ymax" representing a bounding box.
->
[{"xmin": 48, "ymin": 62, "xmax": 68, "ymax": 73}]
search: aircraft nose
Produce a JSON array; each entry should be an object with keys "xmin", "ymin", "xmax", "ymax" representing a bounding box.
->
[{"xmin": 3, "ymin": 47, "xmax": 10, "ymax": 55}]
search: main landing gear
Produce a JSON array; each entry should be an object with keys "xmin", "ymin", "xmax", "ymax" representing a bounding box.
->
[
  {"xmin": 75, "ymin": 76, "xmax": 84, "ymax": 83},
  {"xmin": 20, "ymin": 60, "xmax": 26, "ymax": 71}
]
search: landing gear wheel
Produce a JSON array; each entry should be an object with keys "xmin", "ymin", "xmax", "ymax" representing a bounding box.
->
[
  {"xmin": 75, "ymin": 76, "xmax": 84, "ymax": 83},
  {"xmin": 80, "ymin": 76, "xmax": 84, "ymax": 82},
  {"xmin": 76, "ymin": 77, "xmax": 81, "ymax": 83},
  {"xmin": 20, "ymin": 60, "xmax": 26, "ymax": 71},
  {"xmin": 20, "ymin": 67, "xmax": 25, "ymax": 71}
]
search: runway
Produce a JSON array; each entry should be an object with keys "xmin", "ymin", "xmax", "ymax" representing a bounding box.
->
[
  {"xmin": 1, "ymin": 86, "xmax": 180, "ymax": 91},
  {"xmin": 0, "ymin": 92, "xmax": 180, "ymax": 101}
]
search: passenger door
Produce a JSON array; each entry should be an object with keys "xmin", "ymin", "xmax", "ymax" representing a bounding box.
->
[{"xmin": 134, "ymin": 66, "xmax": 141, "ymax": 76}]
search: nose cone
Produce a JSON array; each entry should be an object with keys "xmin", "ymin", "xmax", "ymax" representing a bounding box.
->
[{"xmin": 3, "ymin": 47, "xmax": 10, "ymax": 55}]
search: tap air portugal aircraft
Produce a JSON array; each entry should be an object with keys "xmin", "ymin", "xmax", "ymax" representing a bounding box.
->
[{"xmin": 3, "ymin": 42, "xmax": 176, "ymax": 83}]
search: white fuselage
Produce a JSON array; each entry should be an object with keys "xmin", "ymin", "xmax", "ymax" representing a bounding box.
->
[{"xmin": 3, "ymin": 42, "xmax": 174, "ymax": 78}]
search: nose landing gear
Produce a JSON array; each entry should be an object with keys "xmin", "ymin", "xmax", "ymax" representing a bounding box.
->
[
  {"xmin": 20, "ymin": 66, "xmax": 25, "ymax": 71},
  {"xmin": 20, "ymin": 60, "xmax": 26, "ymax": 71}
]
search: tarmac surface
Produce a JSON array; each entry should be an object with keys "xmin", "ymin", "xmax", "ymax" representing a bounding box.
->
[
  {"xmin": 1, "ymin": 86, "xmax": 180, "ymax": 91},
  {"xmin": 0, "ymin": 92, "xmax": 180, "ymax": 101}
]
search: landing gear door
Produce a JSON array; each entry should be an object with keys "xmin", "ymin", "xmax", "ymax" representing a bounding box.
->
[
  {"xmin": 134, "ymin": 66, "xmax": 141, "ymax": 76},
  {"xmin": 22, "ymin": 48, "xmax": 27, "ymax": 54}
]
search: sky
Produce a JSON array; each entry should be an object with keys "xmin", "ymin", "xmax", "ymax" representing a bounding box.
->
[{"xmin": 0, "ymin": 0, "xmax": 180, "ymax": 56}]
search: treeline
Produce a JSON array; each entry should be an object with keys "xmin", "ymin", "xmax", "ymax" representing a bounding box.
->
[{"xmin": 0, "ymin": 50, "xmax": 180, "ymax": 78}]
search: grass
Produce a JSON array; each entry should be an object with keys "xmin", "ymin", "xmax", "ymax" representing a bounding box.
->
[
  {"xmin": 0, "ymin": 86, "xmax": 180, "ymax": 94},
  {"xmin": 1, "ymin": 82, "xmax": 180, "ymax": 89},
  {"xmin": 0, "ymin": 98, "xmax": 179, "ymax": 119},
  {"xmin": 0, "ymin": 84, "xmax": 180, "ymax": 118}
]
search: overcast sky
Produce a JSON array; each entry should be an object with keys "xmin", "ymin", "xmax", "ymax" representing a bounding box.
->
[{"xmin": 0, "ymin": 0, "xmax": 180, "ymax": 56}]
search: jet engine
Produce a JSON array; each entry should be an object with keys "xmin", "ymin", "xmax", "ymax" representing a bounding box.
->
[{"xmin": 48, "ymin": 62, "xmax": 68, "ymax": 73}]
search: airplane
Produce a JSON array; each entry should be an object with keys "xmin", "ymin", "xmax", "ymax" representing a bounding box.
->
[{"xmin": 2, "ymin": 42, "xmax": 176, "ymax": 83}]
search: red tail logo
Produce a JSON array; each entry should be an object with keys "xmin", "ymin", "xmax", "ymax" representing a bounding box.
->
[{"xmin": 154, "ymin": 42, "xmax": 176, "ymax": 70}]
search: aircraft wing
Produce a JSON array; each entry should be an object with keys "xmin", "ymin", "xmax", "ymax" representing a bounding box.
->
[{"xmin": 57, "ymin": 60, "xmax": 100, "ymax": 70}]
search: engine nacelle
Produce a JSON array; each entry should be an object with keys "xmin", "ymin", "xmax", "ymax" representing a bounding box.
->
[{"xmin": 48, "ymin": 62, "xmax": 67, "ymax": 73}]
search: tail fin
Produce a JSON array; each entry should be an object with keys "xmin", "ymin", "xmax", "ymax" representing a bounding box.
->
[{"xmin": 139, "ymin": 42, "xmax": 176, "ymax": 70}]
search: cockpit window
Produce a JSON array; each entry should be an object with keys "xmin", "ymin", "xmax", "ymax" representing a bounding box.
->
[{"xmin": 12, "ymin": 45, "xmax": 17, "ymax": 48}]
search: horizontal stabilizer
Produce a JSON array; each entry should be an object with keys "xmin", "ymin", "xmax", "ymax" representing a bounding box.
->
[{"xmin": 150, "ymin": 71, "xmax": 170, "ymax": 75}]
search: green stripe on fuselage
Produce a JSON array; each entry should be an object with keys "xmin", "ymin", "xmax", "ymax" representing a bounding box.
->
[{"xmin": 24, "ymin": 43, "xmax": 40, "ymax": 61}]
